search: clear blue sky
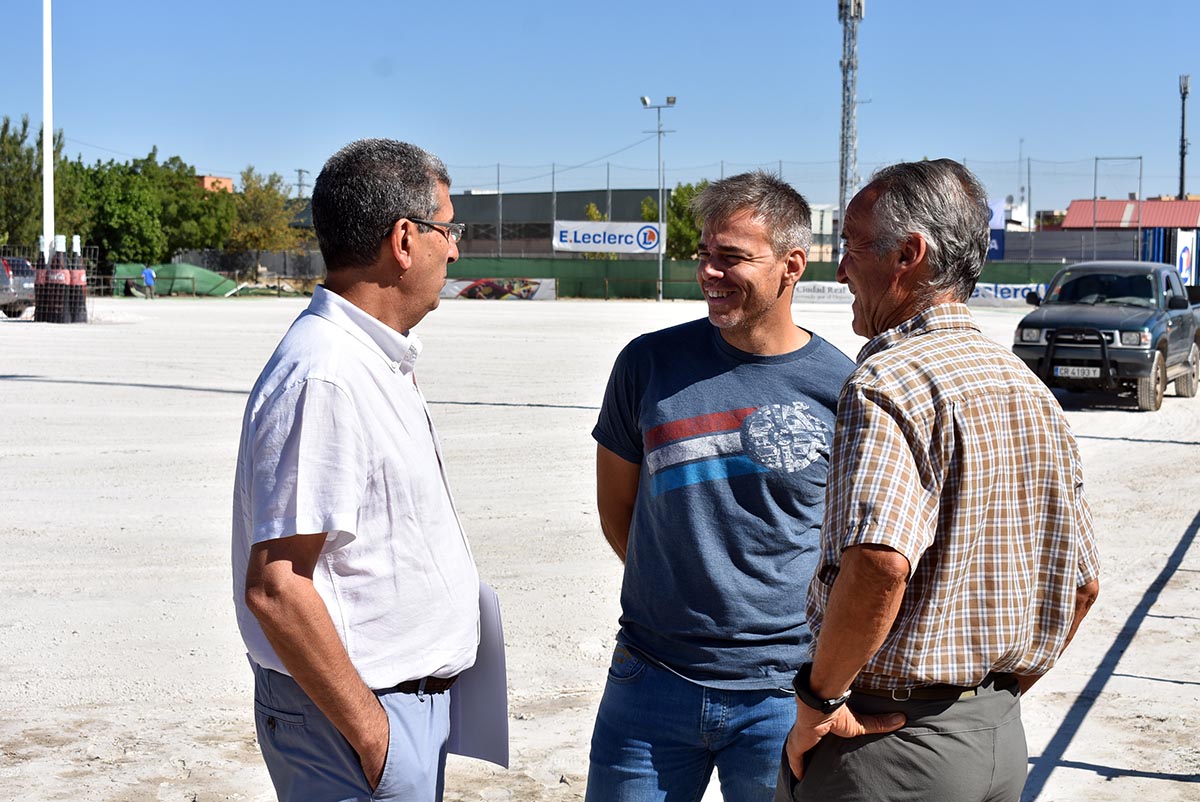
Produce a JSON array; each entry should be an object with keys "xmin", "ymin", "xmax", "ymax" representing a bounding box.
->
[{"xmin": 3, "ymin": 0, "xmax": 1198, "ymax": 213}]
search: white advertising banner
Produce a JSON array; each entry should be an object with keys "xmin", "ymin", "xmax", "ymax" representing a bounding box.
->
[
  {"xmin": 553, "ymin": 221, "xmax": 663, "ymax": 254},
  {"xmin": 790, "ymin": 281, "xmax": 1047, "ymax": 307},
  {"xmin": 969, "ymin": 282, "xmax": 1049, "ymax": 306},
  {"xmin": 791, "ymin": 281, "xmax": 853, "ymax": 303},
  {"xmin": 1176, "ymin": 230, "xmax": 1197, "ymax": 285},
  {"xmin": 988, "ymin": 200, "xmax": 1007, "ymax": 230}
]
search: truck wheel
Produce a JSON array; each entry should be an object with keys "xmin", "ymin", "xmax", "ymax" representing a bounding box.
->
[
  {"xmin": 1177, "ymin": 344, "xmax": 1200, "ymax": 398},
  {"xmin": 1137, "ymin": 351, "xmax": 1166, "ymax": 411}
]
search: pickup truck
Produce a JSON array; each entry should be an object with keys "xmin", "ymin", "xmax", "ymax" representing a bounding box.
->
[{"xmin": 1012, "ymin": 261, "xmax": 1200, "ymax": 411}]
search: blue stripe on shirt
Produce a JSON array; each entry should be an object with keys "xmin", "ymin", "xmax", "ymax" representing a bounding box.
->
[{"xmin": 650, "ymin": 454, "xmax": 770, "ymax": 496}]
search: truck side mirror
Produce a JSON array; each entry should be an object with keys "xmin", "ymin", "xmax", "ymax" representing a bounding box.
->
[
  {"xmin": 1167, "ymin": 295, "xmax": 1189, "ymax": 310},
  {"xmin": 1024, "ymin": 291, "xmax": 1041, "ymax": 306}
]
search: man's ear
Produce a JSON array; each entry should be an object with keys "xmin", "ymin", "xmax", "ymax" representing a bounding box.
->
[
  {"xmin": 783, "ymin": 248, "xmax": 807, "ymax": 286},
  {"xmin": 386, "ymin": 219, "xmax": 416, "ymax": 273},
  {"xmin": 896, "ymin": 233, "xmax": 927, "ymax": 273}
]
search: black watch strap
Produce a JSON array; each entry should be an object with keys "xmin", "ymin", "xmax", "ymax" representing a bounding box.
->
[{"xmin": 792, "ymin": 662, "xmax": 852, "ymax": 714}]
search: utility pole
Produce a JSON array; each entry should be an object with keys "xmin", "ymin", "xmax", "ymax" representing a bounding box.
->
[
  {"xmin": 295, "ymin": 168, "xmax": 310, "ymax": 199},
  {"xmin": 838, "ymin": 0, "xmax": 865, "ymax": 258},
  {"xmin": 1180, "ymin": 75, "xmax": 1190, "ymax": 200}
]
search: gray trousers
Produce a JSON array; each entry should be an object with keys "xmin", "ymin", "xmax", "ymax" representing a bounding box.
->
[
  {"xmin": 253, "ymin": 663, "xmax": 451, "ymax": 802},
  {"xmin": 776, "ymin": 674, "xmax": 1026, "ymax": 802}
]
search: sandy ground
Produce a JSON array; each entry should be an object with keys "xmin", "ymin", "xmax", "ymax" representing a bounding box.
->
[{"xmin": 1, "ymin": 295, "xmax": 1198, "ymax": 802}]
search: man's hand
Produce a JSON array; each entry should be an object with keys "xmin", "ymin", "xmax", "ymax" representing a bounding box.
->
[
  {"xmin": 357, "ymin": 711, "xmax": 390, "ymax": 791},
  {"xmin": 784, "ymin": 702, "xmax": 905, "ymax": 781},
  {"xmin": 246, "ymin": 534, "xmax": 394, "ymax": 791}
]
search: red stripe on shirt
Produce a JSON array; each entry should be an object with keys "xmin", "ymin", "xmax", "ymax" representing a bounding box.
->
[{"xmin": 645, "ymin": 408, "xmax": 756, "ymax": 451}]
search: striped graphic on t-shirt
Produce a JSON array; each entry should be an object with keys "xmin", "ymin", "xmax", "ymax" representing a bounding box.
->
[{"xmin": 644, "ymin": 407, "xmax": 768, "ymax": 496}]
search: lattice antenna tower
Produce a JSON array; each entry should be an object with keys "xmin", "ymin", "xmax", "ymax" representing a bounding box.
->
[
  {"xmin": 838, "ymin": 0, "xmax": 865, "ymax": 256},
  {"xmin": 1180, "ymin": 75, "xmax": 1190, "ymax": 200},
  {"xmin": 295, "ymin": 168, "xmax": 310, "ymax": 199}
]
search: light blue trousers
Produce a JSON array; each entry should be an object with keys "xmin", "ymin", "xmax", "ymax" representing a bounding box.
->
[{"xmin": 253, "ymin": 663, "xmax": 451, "ymax": 802}]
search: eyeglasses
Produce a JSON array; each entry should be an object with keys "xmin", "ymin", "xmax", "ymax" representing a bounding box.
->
[
  {"xmin": 383, "ymin": 218, "xmax": 466, "ymax": 244},
  {"xmin": 407, "ymin": 218, "xmax": 466, "ymax": 244}
]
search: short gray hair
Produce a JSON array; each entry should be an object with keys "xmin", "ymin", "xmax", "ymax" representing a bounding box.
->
[
  {"xmin": 312, "ymin": 139, "xmax": 451, "ymax": 271},
  {"xmin": 864, "ymin": 159, "xmax": 991, "ymax": 302},
  {"xmin": 690, "ymin": 171, "xmax": 812, "ymax": 258}
]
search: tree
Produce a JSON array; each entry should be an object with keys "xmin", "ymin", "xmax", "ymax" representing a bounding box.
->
[
  {"xmin": 0, "ymin": 116, "xmax": 41, "ymax": 246},
  {"xmin": 582, "ymin": 202, "xmax": 616, "ymax": 261},
  {"xmin": 228, "ymin": 166, "xmax": 300, "ymax": 282},
  {"xmin": 86, "ymin": 160, "xmax": 168, "ymax": 264},
  {"xmin": 0, "ymin": 118, "xmax": 97, "ymax": 252},
  {"xmin": 133, "ymin": 149, "xmax": 235, "ymax": 256},
  {"xmin": 640, "ymin": 196, "xmax": 657, "ymax": 224},
  {"xmin": 665, "ymin": 180, "xmax": 709, "ymax": 260},
  {"xmin": 53, "ymin": 154, "xmax": 93, "ymax": 249}
]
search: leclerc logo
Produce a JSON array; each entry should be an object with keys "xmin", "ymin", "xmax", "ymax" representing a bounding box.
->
[{"xmin": 637, "ymin": 225, "xmax": 659, "ymax": 250}]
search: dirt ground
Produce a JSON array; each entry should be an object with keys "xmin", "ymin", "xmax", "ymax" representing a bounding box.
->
[{"xmin": 1, "ymin": 295, "xmax": 1197, "ymax": 801}]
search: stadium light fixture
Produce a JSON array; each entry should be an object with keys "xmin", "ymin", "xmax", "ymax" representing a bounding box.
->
[{"xmin": 641, "ymin": 96, "xmax": 676, "ymax": 301}]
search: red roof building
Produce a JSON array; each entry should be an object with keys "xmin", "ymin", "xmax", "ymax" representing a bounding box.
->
[{"xmin": 1062, "ymin": 198, "xmax": 1200, "ymax": 229}]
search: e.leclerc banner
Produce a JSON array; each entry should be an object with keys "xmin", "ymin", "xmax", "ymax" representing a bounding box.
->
[{"xmin": 553, "ymin": 221, "xmax": 664, "ymax": 254}]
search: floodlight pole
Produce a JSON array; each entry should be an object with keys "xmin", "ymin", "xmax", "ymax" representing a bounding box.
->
[
  {"xmin": 838, "ymin": 0, "xmax": 865, "ymax": 260},
  {"xmin": 42, "ymin": 0, "xmax": 54, "ymax": 262},
  {"xmin": 641, "ymin": 96, "xmax": 675, "ymax": 301}
]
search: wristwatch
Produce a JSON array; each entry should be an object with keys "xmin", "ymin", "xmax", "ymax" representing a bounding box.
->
[{"xmin": 792, "ymin": 662, "xmax": 852, "ymax": 714}]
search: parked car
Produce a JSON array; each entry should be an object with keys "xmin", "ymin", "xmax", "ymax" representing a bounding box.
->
[
  {"xmin": 0, "ymin": 256, "xmax": 35, "ymax": 318},
  {"xmin": 1012, "ymin": 261, "xmax": 1200, "ymax": 411}
]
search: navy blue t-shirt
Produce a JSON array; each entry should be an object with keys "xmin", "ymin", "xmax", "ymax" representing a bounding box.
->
[{"xmin": 593, "ymin": 319, "xmax": 855, "ymax": 689}]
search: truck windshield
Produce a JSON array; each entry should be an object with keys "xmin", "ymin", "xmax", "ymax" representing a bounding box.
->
[{"xmin": 1044, "ymin": 271, "xmax": 1156, "ymax": 308}]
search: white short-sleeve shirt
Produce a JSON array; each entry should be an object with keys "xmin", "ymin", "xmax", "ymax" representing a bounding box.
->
[{"xmin": 232, "ymin": 286, "xmax": 479, "ymax": 689}]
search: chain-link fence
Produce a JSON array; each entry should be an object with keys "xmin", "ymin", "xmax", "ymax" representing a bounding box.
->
[{"xmin": 174, "ymin": 249, "xmax": 327, "ymax": 281}]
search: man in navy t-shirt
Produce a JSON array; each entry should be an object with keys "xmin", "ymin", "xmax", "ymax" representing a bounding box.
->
[{"xmin": 586, "ymin": 172, "xmax": 856, "ymax": 802}]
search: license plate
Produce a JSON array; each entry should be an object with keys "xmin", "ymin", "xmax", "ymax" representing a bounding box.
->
[{"xmin": 1053, "ymin": 365, "xmax": 1100, "ymax": 378}]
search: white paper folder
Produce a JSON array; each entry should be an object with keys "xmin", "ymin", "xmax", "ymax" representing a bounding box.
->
[{"xmin": 447, "ymin": 582, "xmax": 509, "ymax": 768}]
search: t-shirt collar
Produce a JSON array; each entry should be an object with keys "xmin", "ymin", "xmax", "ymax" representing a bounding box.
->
[
  {"xmin": 306, "ymin": 285, "xmax": 423, "ymax": 374},
  {"xmin": 857, "ymin": 302, "xmax": 978, "ymax": 363}
]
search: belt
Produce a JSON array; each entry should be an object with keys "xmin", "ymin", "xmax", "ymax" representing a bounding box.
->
[
  {"xmin": 852, "ymin": 672, "xmax": 1017, "ymax": 702},
  {"xmin": 390, "ymin": 675, "xmax": 458, "ymax": 695}
]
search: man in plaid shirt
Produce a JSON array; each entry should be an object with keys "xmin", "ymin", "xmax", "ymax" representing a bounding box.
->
[{"xmin": 779, "ymin": 159, "xmax": 1101, "ymax": 802}]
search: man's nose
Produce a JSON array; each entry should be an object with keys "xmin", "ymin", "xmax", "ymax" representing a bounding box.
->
[
  {"xmin": 698, "ymin": 258, "xmax": 723, "ymax": 279},
  {"xmin": 835, "ymin": 259, "xmax": 848, "ymax": 284},
  {"xmin": 447, "ymin": 238, "xmax": 460, "ymax": 264}
]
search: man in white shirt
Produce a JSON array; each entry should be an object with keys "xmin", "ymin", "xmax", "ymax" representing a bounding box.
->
[{"xmin": 232, "ymin": 139, "xmax": 478, "ymax": 802}]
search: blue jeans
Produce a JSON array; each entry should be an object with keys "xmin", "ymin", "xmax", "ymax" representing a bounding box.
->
[{"xmin": 586, "ymin": 644, "xmax": 796, "ymax": 802}]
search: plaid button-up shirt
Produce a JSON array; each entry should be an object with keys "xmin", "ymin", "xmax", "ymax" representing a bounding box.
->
[{"xmin": 807, "ymin": 303, "xmax": 1100, "ymax": 689}]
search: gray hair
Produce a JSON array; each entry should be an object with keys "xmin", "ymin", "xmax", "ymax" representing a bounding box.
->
[
  {"xmin": 865, "ymin": 159, "xmax": 991, "ymax": 301},
  {"xmin": 311, "ymin": 139, "xmax": 451, "ymax": 271},
  {"xmin": 690, "ymin": 171, "xmax": 812, "ymax": 258}
]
